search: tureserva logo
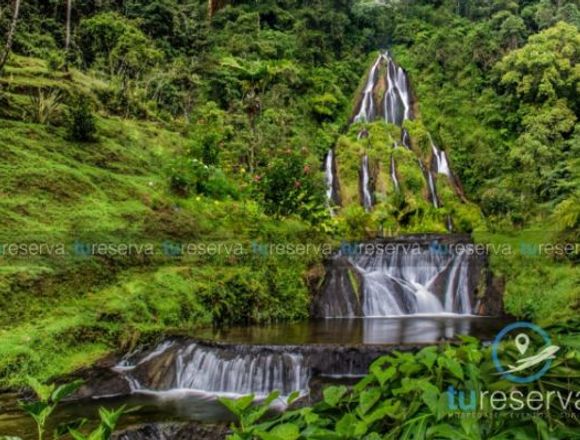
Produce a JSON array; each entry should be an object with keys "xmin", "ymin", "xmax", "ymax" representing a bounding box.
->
[
  {"xmin": 492, "ymin": 321, "xmax": 560, "ymax": 384},
  {"xmin": 446, "ymin": 322, "xmax": 580, "ymax": 415}
]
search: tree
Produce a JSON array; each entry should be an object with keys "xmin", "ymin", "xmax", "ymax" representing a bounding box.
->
[
  {"xmin": 64, "ymin": 0, "xmax": 72, "ymax": 71},
  {"xmin": 0, "ymin": 0, "xmax": 21, "ymax": 75},
  {"xmin": 496, "ymin": 21, "xmax": 580, "ymax": 105}
]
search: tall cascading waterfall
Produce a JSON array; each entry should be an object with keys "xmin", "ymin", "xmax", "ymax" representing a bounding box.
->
[
  {"xmin": 384, "ymin": 53, "xmax": 412, "ymax": 125},
  {"xmin": 361, "ymin": 155, "xmax": 373, "ymax": 211},
  {"xmin": 353, "ymin": 55, "xmax": 384, "ymax": 123},
  {"xmin": 116, "ymin": 342, "xmax": 310, "ymax": 398}
]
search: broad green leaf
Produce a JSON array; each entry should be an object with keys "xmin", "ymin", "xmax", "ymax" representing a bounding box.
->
[
  {"xmin": 357, "ymin": 387, "xmax": 382, "ymax": 416},
  {"xmin": 287, "ymin": 391, "xmax": 301, "ymax": 405},
  {"xmin": 270, "ymin": 423, "xmax": 300, "ymax": 440},
  {"xmin": 263, "ymin": 391, "xmax": 281, "ymax": 406},
  {"xmin": 323, "ymin": 385, "xmax": 347, "ymax": 408},
  {"xmin": 427, "ymin": 423, "xmax": 473, "ymax": 440},
  {"xmin": 51, "ymin": 380, "xmax": 84, "ymax": 403},
  {"xmin": 219, "ymin": 397, "xmax": 243, "ymax": 417},
  {"xmin": 370, "ymin": 365, "xmax": 396, "ymax": 387},
  {"xmin": 438, "ymin": 357, "xmax": 464, "ymax": 380},
  {"xmin": 26, "ymin": 377, "xmax": 54, "ymax": 402},
  {"xmin": 335, "ymin": 413, "xmax": 357, "ymax": 437},
  {"xmin": 417, "ymin": 346, "xmax": 438, "ymax": 370},
  {"xmin": 364, "ymin": 400, "xmax": 401, "ymax": 424},
  {"xmin": 237, "ymin": 394, "xmax": 257, "ymax": 411}
]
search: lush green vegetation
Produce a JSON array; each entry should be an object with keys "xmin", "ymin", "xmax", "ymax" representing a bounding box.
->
[
  {"xmin": 222, "ymin": 330, "xmax": 580, "ymax": 439},
  {"xmin": 0, "ymin": 0, "xmax": 578, "ymax": 436}
]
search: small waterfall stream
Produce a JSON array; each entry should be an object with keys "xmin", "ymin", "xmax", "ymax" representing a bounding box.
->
[
  {"xmin": 431, "ymin": 137, "xmax": 451, "ymax": 177},
  {"xmin": 117, "ymin": 342, "xmax": 310, "ymax": 398},
  {"xmin": 390, "ymin": 155, "xmax": 400, "ymax": 191},
  {"xmin": 325, "ymin": 150, "xmax": 334, "ymax": 202},
  {"xmin": 361, "ymin": 155, "xmax": 373, "ymax": 211}
]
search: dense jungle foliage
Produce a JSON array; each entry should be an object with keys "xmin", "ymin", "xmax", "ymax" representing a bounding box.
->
[{"xmin": 0, "ymin": 0, "xmax": 578, "ymax": 425}]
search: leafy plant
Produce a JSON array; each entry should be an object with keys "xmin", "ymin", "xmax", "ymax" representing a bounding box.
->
[
  {"xmin": 27, "ymin": 88, "xmax": 62, "ymax": 125},
  {"xmin": 11, "ymin": 379, "xmax": 128, "ymax": 440},
  {"xmin": 222, "ymin": 338, "xmax": 580, "ymax": 439},
  {"xmin": 219, "ymin": 390, "xmax": 301, "ymax": 439},
  {"xmin": 68, "ymin": 406, "xmax": 127, "ymax": 440},
  {"xmin": 19, "ymin": 377, "xmax": 84, "ymax": 440},
  {"xmin": 66, "ymin": 95, "xmax": 97, "ymax": 142}
]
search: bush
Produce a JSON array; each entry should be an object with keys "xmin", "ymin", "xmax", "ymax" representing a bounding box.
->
[
  {"xmin": 259, "ymin": 151, "xmax": 326, "ymax": 222},
  {"xmin": 168, "ymin": 156, "xmax": 237, "ymax": 199},
  {"xmin": 66, "ymin": 96, "xmax": 97, "ymax": 142}
]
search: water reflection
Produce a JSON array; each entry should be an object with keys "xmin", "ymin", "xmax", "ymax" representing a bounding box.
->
[{"xmin": 200, "ymin": 316, "xmax": 509, "ymax": 346}]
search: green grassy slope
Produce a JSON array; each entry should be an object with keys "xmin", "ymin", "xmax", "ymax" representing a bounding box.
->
[{"xmin": 0, "ymin": 57, "xmax": 321, "ymax": 387}]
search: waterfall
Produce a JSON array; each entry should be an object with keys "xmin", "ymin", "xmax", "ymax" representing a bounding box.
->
[
  {"xmin": 114, "ymin": 340, "xmax": 175, "ymax": 372},
  {"xmin": 361, "ymin": 155, "xmax": 372, "ymax": 211},
  {"xmin": 118, "ymin": 342, "xmax": 310, "ymax": 398},
  {"xmin": 353, "ymin": 54, "xmax": 384, "ymax": 123},
  {"xmin": 347, "ymin": 246, "xmax": 473, "ymax": 317},
  {"xmin": 431, "ymin": 138, "xmax": 451, "ymax": 177},
  {"xmin": 446, "ymin": 215, "xmax": 454, "ymax": 232},
  {"xmin": 417, "ymin": 159, "xmax": 439, "ymax": 208},
  {"xmin": 426, "ymin": 170, "xmax": 439, "ymax": 208},
  {"xmin": 401, "ymin": 128, "xmax": 411, "ymax": 149},
  {"xmin": 325, "ymin": 150, "xmax": 334, "ymax": 202},
  {"xmin": 324, "ymin": 149, "xmax": 337, "ymax": 210},
  {"xmin": 390, "ymin": 155, "xmax": 400, "ymax": 191},
  {"xmin": 384, "ymin": 53, "xmax": 412, "ymax": 126}
]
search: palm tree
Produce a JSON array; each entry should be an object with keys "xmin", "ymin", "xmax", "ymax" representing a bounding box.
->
[{"xmin": 0, "ymin": 0, "xmax": 22, "ymax": 75}]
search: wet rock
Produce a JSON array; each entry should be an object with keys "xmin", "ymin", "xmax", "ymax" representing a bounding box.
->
[
  {"xmin": 311, "ymin": 256, "xmax": 363, "ymax": 318},
  {"xmin": 112, "ymin": 422, "xmax": 229, "ymax": 440}
]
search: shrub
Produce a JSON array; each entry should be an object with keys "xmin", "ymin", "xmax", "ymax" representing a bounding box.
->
[
  {"xmin": 27, "ymin": 88, "xmax": 62, "ymax": 125},
  {"xmin": 168, "ymin": 156, "xmax": 237, "ymax": 199},
  {"xmin": 66, "ymin": 95, "xmax": 97, "ymax": 142},
  {"xmin": 259, "ymin": 151, "xmax": 327, "ymax": 222}
]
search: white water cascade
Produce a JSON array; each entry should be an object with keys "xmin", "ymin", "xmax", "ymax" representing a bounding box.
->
[
  {"xmin": 353, "ymin": 55, "xmax": 384, "ymax": 123},
  {"xmin": 390, "ymin": 155, "xmax": 400, "ymax": 191},
  {"xmin": 401, "ymin": 128, "xmax": 412, "ymax": 149},
  {"xmin": 118, "ymin": 342, "xmax": 310, "ymax": 398},
  {"xmin": 325, "ymin": 150, "xmax": 334, "ymax": 201},
  {"xmin": 324, "ymin": 149, "xmax": 338, "ymax": 211},
  {"xmin": 431, "ymin": 137, "xmax": 451, "ymax": 177},
  {"xmin": 384, "ymin": 53, "xmax": 412, "ymax": 125},
  {"xmin": 361, "ymin": 155, "xmax": 373, "ymax": 211},
  {"xmin": 347, "ymin": 248, "xmax": 473, "ymax": 316}
]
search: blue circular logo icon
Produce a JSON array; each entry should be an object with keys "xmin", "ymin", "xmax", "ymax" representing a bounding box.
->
[{"xmin": 492, "ymin": 322, "xmax": 553, "ymax": 384}]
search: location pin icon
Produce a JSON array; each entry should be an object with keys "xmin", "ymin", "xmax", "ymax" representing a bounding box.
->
[{"xmin": 515, "ymin": 333, "xmax": 530, "ymax": 355}]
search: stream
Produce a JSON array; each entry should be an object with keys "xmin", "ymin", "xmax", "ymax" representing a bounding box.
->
[{"xmin": 0, "ymin": 315, "xmax": 510, "ymax": 439}]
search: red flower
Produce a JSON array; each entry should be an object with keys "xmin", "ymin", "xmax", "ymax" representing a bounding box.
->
[{"xmin": 294, "ymin": 180, "xmax": 302, "ymax": 188}]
